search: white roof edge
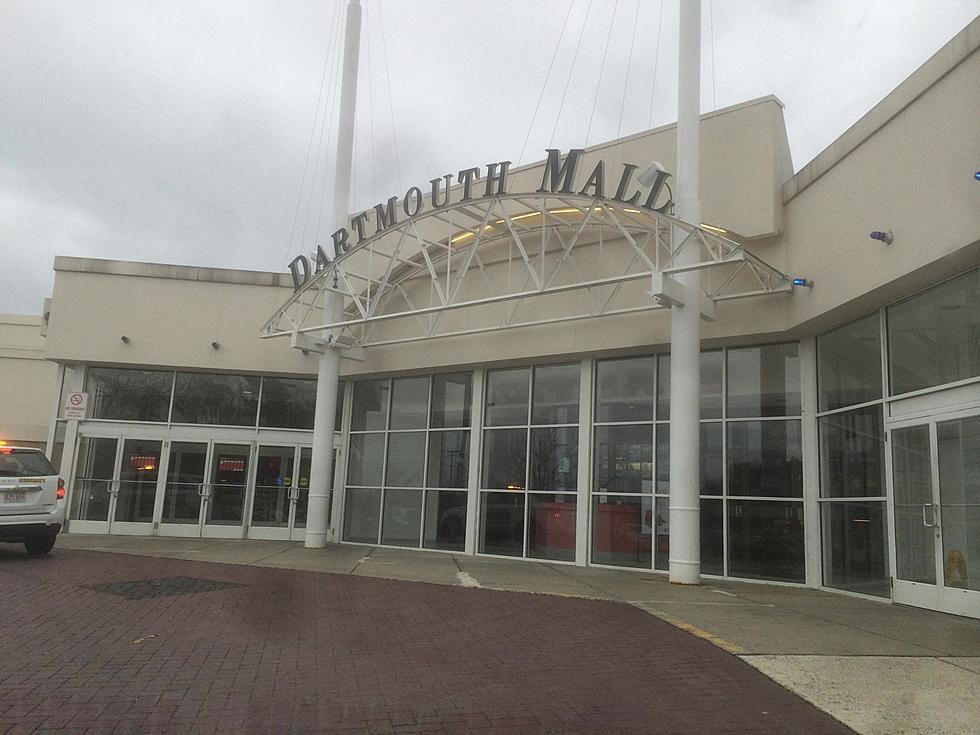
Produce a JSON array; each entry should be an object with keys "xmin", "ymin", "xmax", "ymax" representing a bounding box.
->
[
  {"xmin": 0, "ymin": 313, "xmax": 44, "ymax": 326},
  {"xmin": 53, "ymin": 255, "xmax": 294, "ymax": 289},
  {"xmin": 783, "ymin": 16, "xmax": 980, "ymax": 203}
]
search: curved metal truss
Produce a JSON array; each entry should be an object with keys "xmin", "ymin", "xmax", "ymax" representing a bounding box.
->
[{"xmin": 262, "ymin": 192, "xmax": 793, "ymax": 349}]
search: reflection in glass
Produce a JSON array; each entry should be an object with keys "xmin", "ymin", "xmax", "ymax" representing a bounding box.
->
[
  {"xmin": 822, "ymin": 501, "xmax": 889, "ymax": 597},
  {"xmin": 652, "ymin": 498, "xmax": 723, "ymax": 575},
  {"xmin": 593, "ymin": 424, "xmax": 652, "ymax": 493},
  {"xmin": 727, "ymin": 421, "xmax": 803, "ymax": 498},
  {"xmin": 382, "ymin": 488, "xmax": 422, "ymax": 547},
  {"xmin": 259, "ymin": 378, "xmax": 316, "ymax": 429},
  {"xmin": 343, "ymin": 487, "xmax": 381, "ymax": 543},
  {"xmin": 888, "ymin": 270, "xmax": 980, "ymax": 396},
  {"xmin": 172, "ymin": 373, "xmax": 260, "ymax": 426},
  {"xmin": 482, "ymin": 428, "xmax": 527, "ymax": 489},
  {"xmin": 657, "ymin": 351, "xmax": 725, "ymax": 420},
  {"xmin": 162, "ymin": 441, "xmax": 207, "ymax": 524},
  {"xmin": 817, "ymin": 314, "xmax": 882, "ymax": 411},
  {"xmin": 114, "ymin": 440, "xmax": 161, "ymax": 523},
  {"xmin": 206, "ymin": 444, "xmax": 249, "ymax": 525},
  {"xmin": 430, "ymin": 373, "xmax": 472, "ymax": 428},
  {"xmin": 87, "ymin": 367, "xmax": 172, "ymax": 422},
  {"xmin": 819, "ymin": 407, "xmax": 885, "ymax": 498},
  {"xmin": 892, "ymin": 425, "xmax": 935, "ymax": 584},
  {"xmin": 485, "ymin": 368, "xmax": 530, "ymax": 426},
  {"xmin": 595, "ymin": 357, "xmax": 654, "ymax": 422},
  {"xmin": 251, "ymin": 446, "xmax": 294, "ymax": 528},
  {"xmin": 528, "ymin": 493, "xmax": 576, "ymax": 561},
  {"xmin": 424, "ymin": 490, "xmax": 467, "ymax": 551},
  {"xmin": 352, "ymin": 379, "xmax": 389, "ymax": 431},
  {"xmin": 480, "ymin": 492, "xmax": 525, "ymax": 556},
  {"xmin": 347, "ymin": 433, "xmax": 385, "ymax": 486},
  {"xmin": 591, "ymin": 495, "xmax": 652, "ymax": 568},
  {"xmin": 72, "ymin": 437, "xmax": 117, "ymax": 522},
  {"xmin": 727, "ymin": 343, "xmax": 801, "ymax": 418},
  {"xmin": 385, "ymin": 432, "xmax": 425, "ymax": 487},
  {"xmin": 426, "ymin": 430, "xmax": 469, "ymax": 488},
  {"xmin": 938, "ymin": 416, "xmax": 980, "ymax": 592},
  {"xmin": 389, "ymin": 377, "xmax": 430, "ymax": 430},
  {"xmin": 728, "ymin": 500, "xmax": 805, "ymax": 582},
  {"xmin": 529, "ymin": 427, "xmax": 577, "ymax": 492},
  {"xmin": 532, "ymin": 364, "xmax": 580, "ymax": 424}
]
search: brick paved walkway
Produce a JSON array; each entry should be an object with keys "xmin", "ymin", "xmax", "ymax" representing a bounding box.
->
[{"xmin": 0, "ymin": 549, "xmax": 852, "ymax": 734}]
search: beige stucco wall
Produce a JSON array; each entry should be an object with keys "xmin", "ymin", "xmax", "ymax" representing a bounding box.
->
[{"xmin": 0, "ymin": 314, "xmax": 57, "ymax": 446}]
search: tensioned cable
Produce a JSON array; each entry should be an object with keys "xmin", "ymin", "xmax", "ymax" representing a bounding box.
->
[
  {"xmin": 376, "ymin": 1, "xmax": 403, "ymax": 193},
  {"xmin": 549, "ymin": 0, "xmax": 594, "ymax": 147},
  {"xmin": 647, "ymin": 0, "xmax": 665, "ymax": 128},
  {"xmin": 307, "ymin": 11, "xmax": 346, "ymax": 252},
  {"xmin": 585, "ymin": 0, "xmax": 620, "ymax": 146},
  {"xmin": 516, "ymin": 0, "xmax": 575, "ymax": 166},
  {"xmin": 709, "ymin": 0, "xmax": 717, "ymax": 111},
  {"xmin": 281, "ymin": 1, "xmax": 343, "ymax": 268},
  {"xmin": 616, "ymin": 0, "xmax": 641, "ymax": 138}
]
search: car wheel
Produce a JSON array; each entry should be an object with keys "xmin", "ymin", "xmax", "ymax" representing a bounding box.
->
[{"xmin": 24, "ymin": 535, "xmax": 56, "ymax": 556}]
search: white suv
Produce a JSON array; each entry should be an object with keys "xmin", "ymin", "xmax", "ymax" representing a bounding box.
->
[{"xmin": 0, "ymin": 444, "xmax": 66, "ymax": 555}]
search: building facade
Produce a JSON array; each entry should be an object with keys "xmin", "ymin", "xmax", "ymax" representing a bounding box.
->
[{"xmin": 3, "ymin": 19, "xmax": 978, "ymax": 618}]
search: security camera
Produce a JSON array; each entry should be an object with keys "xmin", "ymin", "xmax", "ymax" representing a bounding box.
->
[{"xmin": 211, "ymin": 341, "xmax": 221, "ymax": 350}]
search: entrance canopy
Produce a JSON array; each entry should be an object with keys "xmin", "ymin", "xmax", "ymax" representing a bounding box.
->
[{"xmin": 262, "ymin": 192, "xmax": 793, "ymax": 349}]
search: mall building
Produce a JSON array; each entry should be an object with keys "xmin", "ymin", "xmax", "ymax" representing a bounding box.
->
[{"xmin": 1, "ymin": 18, "xmax": 977, "ymax": 618}]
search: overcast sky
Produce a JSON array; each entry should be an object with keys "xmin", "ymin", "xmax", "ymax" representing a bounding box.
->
[{"xmin": 2, "ymin": 1, "xmax": 977, "ymax": 315}]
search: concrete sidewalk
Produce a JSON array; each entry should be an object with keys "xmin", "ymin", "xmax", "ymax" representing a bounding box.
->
[{"xmin": 59, "ymin": 534, "xmax": 980, "ymax": 735}]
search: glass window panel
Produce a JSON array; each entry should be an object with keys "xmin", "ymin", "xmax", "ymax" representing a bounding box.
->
[
  {"xmin": 426, "ymin": 430, "xmax": 469, "ymax": 488},
  {"xmin": 389, "ymin": 377, "xmax": 430, "ymax": 430},
  {"xmin": 651, "ymin": 498, "xmax": 723, "ymax": 575},
  {"xmin": 821, "ymin": 501, "xmax": 889, "ymax": 597},
  {"xmin": 71, "ymin": 436, "xmax": 117, "ymax": 522},
  {"xmin": 335, "ymin": 382, "xmax": 345, "ymax": 432},
  {"xmin": 593, "ymin": 424, "xmax": 652, "ymax": 494},
  {"xmin": 892, "ymin": 425, "xmax": 936, "ymax": 584},
  {"xmin": 529, "ymin": 427, "xmax": 577, "ymax": 492},
  {"xmin": 423, "ymin": 490, "xmax": 467, "ymax": 551},
  {"xmin": 485, "ymin": 368, "xmax": 530, "ymax": 426},
  {"xmin": 385, "ymin": 432, "xmax": 425, "ymax": 487},
  {"xmin": 251, "ymin": 446, "xmax": 294, "ymax": 528},
  {"xmin": 381, "ymin": 488, "xmax": 422, "ymax": 547},
  {"xmin": 528, "ymin": 493, "xmax": 576, "ymax": 561},
  {"xmin": 591, "ymin": 495, "xmax": 652, "ymax": 568},
  {"xmin": 206, "ymin": 444, "xmax": 249, "ymax": 525},
  {"xmin": 657, "ymin": 352, "xmax": 726, "ymax": 420},
  {"xmin": 430, "ymin": 372, "xmax": 472, "ymax": 428},
  {"xmin": 161, "ymin": 441, "xmax": 207, "ymax": 524},
  {"xmin": 347, "ymin": 433, "xmax": 385, "ymax": 486},
  {"xmin": 727, "ymin": 421, "xmax": 803, "ymax": 498},
  {"xmin": 888, "ymin": 270, "xmax": 980, "ymax": 395},
  {"xmin": 817, "ymin": 314, "xmax": 882, "ymax": 411},
  {"xmin": 595, "ymin": 357, "xmax": 654, "ymax": 423},
  {"xmin": 351, "ymin": 379, "xmax": 389, "ymax": 431},
  {"xmin": 482, "ymin": 428, "xmax": 527, "ymax": 490},
  {"xmin": 819, "ymin": 406, "xmax": 885, "ymax": 498},
  {"xmin": 654, "ymin": 424, "xmax": 722, "ymax": 496},
  {"xmin": 294, "ymin": 447, "xmax": 314, "ymax": 528},
  {"xmin": 172, "ymin": 373, "xmax": 260, "ymax": 426},
  {"xmin": 259, "ymin": 378, "xmax": 316, "ymax": 429},
  {"xmin": 655, "ymin": 424, "xmax": 669, "ymax": 494},
  {"xmin": 480, "ymin": 492, "xmax": 525, "ymax": 556},
  {"xmin": 87, "ymin": 367, "xmax": 172, "ymax": 422},
  {"xmin": 531, "ymin": 364, "xmax": 580, "ymax": 424},
  {"xmin": 937, "ymin": 416, "xmax": 980, "ymax": 593},
  {"xmin": 728, "ymin": 500, "xmax": 805, "ymax": 582},
  {"xmin": 114, "ymin": 439, "xmax": 161, "ymax": 523},
  {"xmin": 727, "ymin": 343, "xmax": 801, "ymax": 418},
  {"xmin": 343, "ymin": 487, "xmax": 381, "ymax": 543}
]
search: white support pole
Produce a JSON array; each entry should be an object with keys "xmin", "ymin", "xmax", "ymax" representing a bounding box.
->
[
  {"xmin": 668, "ymin": 0, "xmax": 702, "ymax": 584},
  {"xmin": 306, "ymin": 0, "xmax": 362, "ymax": 548}
]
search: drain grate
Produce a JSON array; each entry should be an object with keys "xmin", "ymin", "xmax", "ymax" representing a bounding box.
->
[{"xmin": 84, "ymin": 576, "xmax": 243, "ymax": 600}]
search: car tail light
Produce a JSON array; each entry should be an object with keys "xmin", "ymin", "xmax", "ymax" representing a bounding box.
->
[{"xmin": 57, "ymin": 478, "xmax": 66, "ymax": 500}]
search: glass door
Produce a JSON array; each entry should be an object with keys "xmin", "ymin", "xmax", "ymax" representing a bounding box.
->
[
  {"xmin": 111, "ymin": 439, "xmax": 163, "ymax": 535},
  {"xmin": 201, "ymin": 443, "xmax": 251, "ymax": 538},
  {"xmin": 69, "ymin": 437, "xmax": 118, "ymax": 534},
  {"xmin": 159, "ymin": 441, "xmax": 209, "ymax": 537},
  {"xmin": 247, "ymin": 445, "xmax": 312, "ymax": 541},
  {"xmin": 890, "ymin": 413, "xmax": 980, "ymax": 618}
]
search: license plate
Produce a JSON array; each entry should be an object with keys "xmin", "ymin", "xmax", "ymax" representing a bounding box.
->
[{"xmin": 1, "ymin": 491, "xmax": 27, "ymax": 504}]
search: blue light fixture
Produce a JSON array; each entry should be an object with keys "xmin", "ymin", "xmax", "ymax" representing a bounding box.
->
[
  {"xmin": 975, "ymin": 170, "xmax": 980, "ymax": 181},
  {"xmin": 869, "ymin": 230, "xmax": 894, "ymax": 245},
  {"xmin": 792, "ymin": 278, "xmax": 812, "ymax": 288}
]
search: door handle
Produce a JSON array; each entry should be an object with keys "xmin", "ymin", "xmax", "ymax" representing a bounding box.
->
[{"xmin": 921, "ymin": 503, "xmax": 937, "ymax": 527}]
